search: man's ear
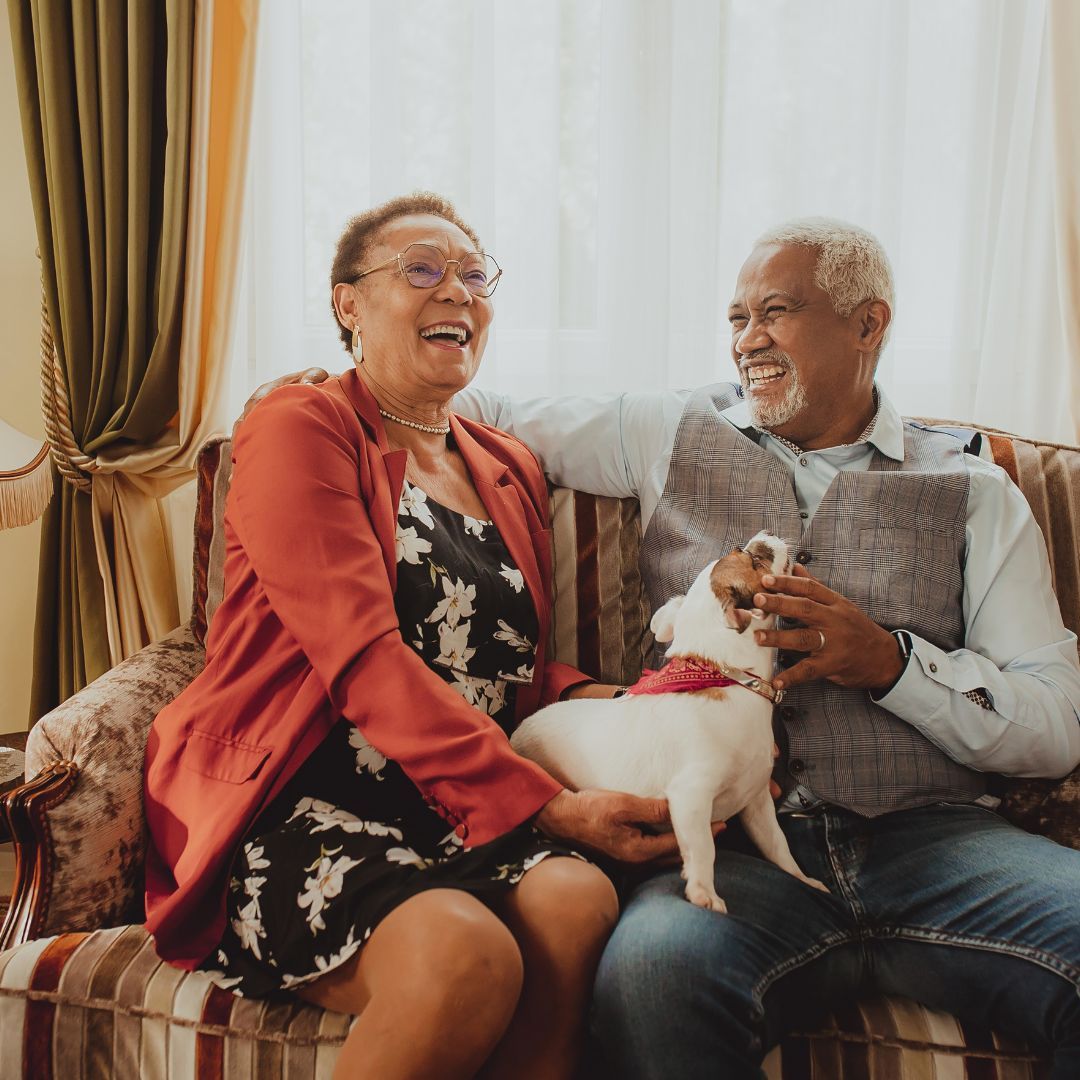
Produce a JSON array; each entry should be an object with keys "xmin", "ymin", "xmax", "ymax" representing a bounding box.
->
[
  {"xmin": 855, "ymin": 298, "xmax": 891, "ymax": 353},
  {"xmin": 650, "ymin": 596, "xmax": 686, "ymax": 643}
]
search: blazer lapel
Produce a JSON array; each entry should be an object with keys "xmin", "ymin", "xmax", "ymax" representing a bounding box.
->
[{"xmin": 337, "ymin": 368, "xmax": 408, "ymax": 586}]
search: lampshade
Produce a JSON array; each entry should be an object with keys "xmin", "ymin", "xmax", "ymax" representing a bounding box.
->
[{"xmin": 0, "ymin": 418, "xmax": 52, "ymax": 530}]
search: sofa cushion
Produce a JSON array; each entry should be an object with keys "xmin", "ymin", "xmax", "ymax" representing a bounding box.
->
[
  {"xmin": 0, "ymin": 925, "xmax": 1046, "ymax": 1079},
  {"xmin": 0, "ymin": 927, "xmax": 350, "ymax": 1079}
]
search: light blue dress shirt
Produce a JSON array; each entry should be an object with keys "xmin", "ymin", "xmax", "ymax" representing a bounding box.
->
[{"xmin": 455, "ymin": 384, "xmax": 1080, "ymax": 783}]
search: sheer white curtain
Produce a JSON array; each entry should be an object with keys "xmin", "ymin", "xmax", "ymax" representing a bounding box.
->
[{"xmin": 236, "ymin": 0, "xmax": 1073, "ymax": 442}]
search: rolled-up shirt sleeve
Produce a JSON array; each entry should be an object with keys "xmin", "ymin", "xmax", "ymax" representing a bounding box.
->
[{"xmin": 875, "ymin": 459, "xmax": 1080, "ymax": 778}]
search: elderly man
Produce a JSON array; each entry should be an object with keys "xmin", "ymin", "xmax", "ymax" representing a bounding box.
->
[
  {"xmin": 263, "ymin": 218, "xmax": 1080, "ymax": 1077},
  {"xmin": 456, "ymin": 219, "xmax": 1080, "ymax": 1078}
]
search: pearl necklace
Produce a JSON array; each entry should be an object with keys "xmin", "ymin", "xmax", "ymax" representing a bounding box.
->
[{"xmin": 378, "ymin": 408, "xmax": 451, "ymax": 435}]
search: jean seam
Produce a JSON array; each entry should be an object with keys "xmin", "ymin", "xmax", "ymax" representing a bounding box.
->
[
  {"xmin": 752, "ymin": 931, "xmax": 860, "ymax": 1002},
  {"xmin": 880, "ymin": 925, "xmax": 1080, "ymax": 987},
  {"xmin": 822, "ymin": 812, "xmax": 868, "ymax": 924}
]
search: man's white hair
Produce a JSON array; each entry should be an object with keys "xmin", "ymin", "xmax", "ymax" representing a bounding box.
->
[{"xmin": 754, "ymin": 217, "xmax": 894, "ymax": 343}]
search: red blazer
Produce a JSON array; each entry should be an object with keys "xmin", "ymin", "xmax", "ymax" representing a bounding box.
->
[{"xmin": 144, "ymin": 371, "xmax": 586, "ymax": 969}]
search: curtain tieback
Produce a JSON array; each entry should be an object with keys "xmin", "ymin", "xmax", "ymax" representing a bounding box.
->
[{"xmin": 38, "ymin": 267, "xmax": 96, "ymax": 493}]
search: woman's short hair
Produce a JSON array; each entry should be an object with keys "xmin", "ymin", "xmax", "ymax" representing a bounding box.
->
[
  {"xmin": 754, "ymin": 217, "xmax": 894, "ymax": 346},
  {"xmin": 329, "ymin": 191, "xmax": 482, "ymax": 351}
]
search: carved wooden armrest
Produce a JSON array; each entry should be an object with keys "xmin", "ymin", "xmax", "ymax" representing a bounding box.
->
[{"xmin": 0, "ymin": 762, "xmax": 79, "ymax": 951}]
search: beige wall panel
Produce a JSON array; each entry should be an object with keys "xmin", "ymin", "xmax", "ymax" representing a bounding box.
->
[{"xmin": 0, "ymin": 15, "xmax": 47, "ymax": 729}]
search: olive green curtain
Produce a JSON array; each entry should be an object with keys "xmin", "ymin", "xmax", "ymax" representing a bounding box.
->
[{"xmin": 7, "ymin": 0, "xmax": 195, "ymax": 716}]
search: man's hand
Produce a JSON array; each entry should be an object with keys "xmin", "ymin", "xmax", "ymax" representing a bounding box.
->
[
  {"xmin": 536, "ymin": 789, "xmax": 713, "ymax": 863},
  {"xmin": 233, "ymin": 367, "xmax": 332, "ymax": 434},
  {"xmin": 752, "ymin": 564, "xmax": 904, "ymax": 693}
]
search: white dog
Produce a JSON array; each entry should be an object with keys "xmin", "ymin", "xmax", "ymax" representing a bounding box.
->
[{"xmin": 511, "ymin": 530, "xmax": 827, "ymax": 912}]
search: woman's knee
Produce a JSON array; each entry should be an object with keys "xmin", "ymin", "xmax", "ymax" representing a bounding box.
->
[
  {"xmin": 513, "ymin": 857, "xmax": 619, "ymax": 948},
  {"xmin": 300, "ymin": 888, "xmax": 523, "ymax": 1021},
  {"xmin": 430, "ymin": 890, "xmax": 524, "ymax": 986}
]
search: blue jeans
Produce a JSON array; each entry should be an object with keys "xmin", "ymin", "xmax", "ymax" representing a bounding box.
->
[{"xmin": 591, "ymin": 805, "xmax": 1080, "ymax": 1079}]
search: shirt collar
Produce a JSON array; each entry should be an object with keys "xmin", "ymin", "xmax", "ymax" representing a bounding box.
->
[{"xmin": 719, "ymin": 383, "xmax": 905, "ymax": 462}]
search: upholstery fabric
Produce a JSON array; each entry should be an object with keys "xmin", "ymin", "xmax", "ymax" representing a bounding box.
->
[
  {"xmin": 7, "ymin": 426, "xmax": 1080, "ymax": 1077},
  {"xmin": 26, "ymin": 627, "xmax": 205, "ymax": 938},
  {"xmin": 0, "ymin": 926, "xmax": 1046, "ymax": 1079},
  {"xmin": 0, "ymin": 928, "xmax": 349, "ymax": 1079}
]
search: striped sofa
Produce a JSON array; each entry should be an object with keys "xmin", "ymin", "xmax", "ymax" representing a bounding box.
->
[{"xmin": 2, "ymin": 426, "xmax": 1079, "ymax": 1079}]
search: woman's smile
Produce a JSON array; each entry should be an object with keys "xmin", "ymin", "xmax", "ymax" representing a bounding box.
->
[{"xmin": 419, "ymin": 320, "xmax": 473, "ymax": 351}]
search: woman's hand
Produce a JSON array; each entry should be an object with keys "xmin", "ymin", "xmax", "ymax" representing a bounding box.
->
[{"xmin": 535, "ymin": 789, "xmax": 691, "ymax": 864}]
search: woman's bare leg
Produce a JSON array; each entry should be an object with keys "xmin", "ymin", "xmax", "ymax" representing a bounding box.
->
[
  {"xmin": 482, "ymin": 857, "xmax": 619, "ymax": 1080},
  {"xmin": 296, "ymin": 888, "xmax": 523, "ymax": 1080}
]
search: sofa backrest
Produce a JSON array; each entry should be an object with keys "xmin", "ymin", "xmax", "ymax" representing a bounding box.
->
[
  {"xmin": 191, "ymin": 423, "xmax": 1080, "ymax": 683},
  {"xmin": 190, "ymin": 434, "xmax": 651, "ymax": 684}
]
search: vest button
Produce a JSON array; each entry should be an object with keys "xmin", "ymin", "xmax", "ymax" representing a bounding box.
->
[
  {"xmin": 790, "ymin": 758, "xmax": 806, "ymax": 773},
  {"xmin": 799, "ymin": 511, "xmax": 808, "ymax": 519},
  {"xmin": 796, "ymin": 551, "xmax": 811, "ymax": 564},
  {"xmin": 780, "ymin": 706, "xmax": 796, "ymax": 721}
]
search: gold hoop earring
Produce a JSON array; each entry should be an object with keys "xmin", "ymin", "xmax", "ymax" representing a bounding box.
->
[{"xmin": 351, "ymin": 323, "xmax": 363, "ymax": 365}]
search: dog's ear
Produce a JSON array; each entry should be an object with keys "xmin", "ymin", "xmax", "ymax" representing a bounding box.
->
[
  {"xmin": 650, "ymin": 596, "xmax": 686, "ymax": 643},
  {"xmin": 718, "ymin": 584, "xmax": 754, "ymax": 633}
]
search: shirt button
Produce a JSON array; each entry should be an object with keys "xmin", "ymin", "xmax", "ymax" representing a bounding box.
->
[
  {"xmin": 929, "ymin": 662, "xmax": 938, "ymax": 673},
  {"xmin": 799, "ymin": 456, "xmax": 809, "ymax": 467},
  {"xmin": 790, "ymin": 758, "xmax": 806, "ymax": 774},
  {"xmin": 796, "ymin": 551, "xmax": 811, "ymax": 564}
]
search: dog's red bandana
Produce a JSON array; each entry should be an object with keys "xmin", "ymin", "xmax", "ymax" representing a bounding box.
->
[{"xmin": 624, "ymin": 656, "xmax": 759, "ymax": 696}]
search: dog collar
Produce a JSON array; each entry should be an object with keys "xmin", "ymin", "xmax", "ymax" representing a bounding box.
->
[{"xmin": 623, "ymin": 655, "xmax": 783, "ymax": 703}]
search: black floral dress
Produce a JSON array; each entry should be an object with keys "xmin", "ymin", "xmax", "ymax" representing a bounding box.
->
[{"xmin": 202, "ymin": 480, "xmax": 582, "ymax": 997}]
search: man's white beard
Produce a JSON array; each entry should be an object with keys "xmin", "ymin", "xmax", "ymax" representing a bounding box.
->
[{"xmin": 743, "ymin": 361, "xmax": 809, "ymax": 431}]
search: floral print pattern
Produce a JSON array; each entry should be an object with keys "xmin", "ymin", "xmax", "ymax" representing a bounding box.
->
[{"xmin": 204, "ymin": 482, "xmax": 583, "ymax": 999}]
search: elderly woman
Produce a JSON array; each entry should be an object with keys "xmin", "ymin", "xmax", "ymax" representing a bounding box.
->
[{"xmin": 144, "ymin": 192, "xmax": 679, "ymax": 1079}]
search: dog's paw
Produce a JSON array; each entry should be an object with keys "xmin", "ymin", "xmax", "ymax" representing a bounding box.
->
[{"xmin": 685, "ymin": 882, "xmax": 727, "ymax": 913}]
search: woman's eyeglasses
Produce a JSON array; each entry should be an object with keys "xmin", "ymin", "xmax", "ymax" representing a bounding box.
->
[{"xmin": 353, "ymin": 243, "xmax": 502, "ymax": 298}]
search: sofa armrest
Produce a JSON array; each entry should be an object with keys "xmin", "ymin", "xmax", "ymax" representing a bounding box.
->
[{"xmin": 1, "ymin": 625, "xmax": 205, "ymax": 949}]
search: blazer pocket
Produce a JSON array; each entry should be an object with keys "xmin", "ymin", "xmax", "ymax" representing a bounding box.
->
[{"xmin": 181, "ymin": 729, "xmax": 272, "ymax": 784}]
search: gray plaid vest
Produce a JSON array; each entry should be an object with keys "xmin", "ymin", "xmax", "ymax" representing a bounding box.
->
[{"xmin": 640, "ymin": 384, "xmax": 987, "ymax": 816}]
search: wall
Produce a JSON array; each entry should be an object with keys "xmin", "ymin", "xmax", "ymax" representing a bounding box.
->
[{"xmin": 0, "ymin": 18, "xmax": 46, "ymax": 729}]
